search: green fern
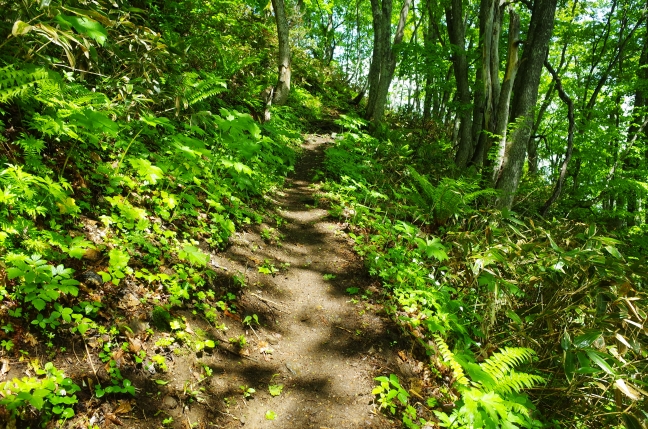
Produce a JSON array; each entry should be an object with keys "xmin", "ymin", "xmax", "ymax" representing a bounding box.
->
[
  {"xmin": 493, "ymin": 370, "xmax": 546, "ymax": 396},
  {"xmin": 434, "ymin": 334, "xmax": 469, "ymax": 385},
  {"xmin": 481, "ymin": 347, "xmax": 538, "ymax": 382},
  {"xmin": 0, "ymin": 65, "xmax": 58, "ymax": 103},
  {"xmin": 435, "ymin": 345, "xmax": 545, "ymax": 429},
  {"xmin": 182, "ymin": 72, "xmax": 227, "ymax": 108},
  {"xmin": 406, "ymin": 166, "xmax": 496, "ymax": 224}
]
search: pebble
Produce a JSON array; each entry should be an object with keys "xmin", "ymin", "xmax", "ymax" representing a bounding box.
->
[{"xmin": 162, "ymin": 395, "xmax": 177, "ymax": 409}]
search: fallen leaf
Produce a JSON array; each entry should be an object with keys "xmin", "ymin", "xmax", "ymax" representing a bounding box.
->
[
  {"xmin": 224, "ymin": 310, "xmax": 241, "ymax": 322},
  {"xmin": 129, "ymin": 338, "xmax": 142, "ymax": 353},
  {"xmin": 185, "ymin": 322, "xmax": 194, "ymax": 335},
  {"xmin": 105, "ymin": 412, "xmax": 123, "ymax": 425},
  {"xmin": 24, "ymin": 333, "xmax": 38, "ymax": 346},
  {"xmin": 239, "ymin": 349, "xmax": 250, "ymax": 357},
  {"xmin": 113, "ymin": 400, "xmax": 132, "ymax": 415}
]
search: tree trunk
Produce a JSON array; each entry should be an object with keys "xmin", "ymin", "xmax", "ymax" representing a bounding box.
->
[
  {"xmin": 365, "ymin": 0, "xmax": 412, "ymax": 126},
  {"xmin": 272, "ymin": 0, "xmax": 291, "ymax": 106},
  {"xmin": 446, "ymin": 0, "xmax": 473, "ymax": 168},
  {"xmin": 365, "ymin": 0, "xmax": 390, "ymax": 121},
  {"xmin": 472, "ymin": 6, "xmax": 520, "ymax": 170},
  {"xmin": 487, "ymin": 10, "xmax": 520, "ymax": 172},
  {"xmin": 540, "ymin": 60, "xmax": 575, "ymax": 216},
  {"xmin": 493, "ymin": 0, "xmax": 558, "ymax": 209}
]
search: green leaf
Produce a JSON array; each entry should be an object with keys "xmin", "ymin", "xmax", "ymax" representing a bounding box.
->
[
  {"xmin": 178, "ymin": 245, "xmax": 209, "ymax": 267},
  {"xmin": 573, "ymin": 331, "xmax": 602, "ymax": 349},
  {"xmin": 268, "ymin": 384, "xmax": 283, "ymax": 397},
  {"xmin": 109, "ymin": 249, "xmax": 130, "ymax": 271},
  {"xmin": 605, "ymin": 245, "xmax": 623, "ymax": 259},
  {"xmin": 546, "ymin": 233, "xmax": 563, "ymax": 253},
  {"xmin": 585, "ymin": 350, "xmax": 615, "ymax": 375},
  {"xmin": 129, "ymin": 158, "xmax": 164, "ymax": 184},
  {"xmin": 564, "ymin": 351, "xmax": 576, "ymax": 382},
  {"xmin": 265, "ymin": 410, "xmax": 277, "ymax": 420},
  {"xmin": 505, "ymin": 310, "xmax": 522, "ymax": 325},
  {"xmin": 7, "ymin": 267, "xmax": 22, "ymax": 279},
  {"xmin": 55, "ymin": 14, "xmax": 108, "ymax": 45},
  {"xmin": 32, "ymin": 298, "xmax": 46, "ymax": 311},
  {"xmin": 621, "ymin": 413, "xmax": 644, "ymax": 429}
]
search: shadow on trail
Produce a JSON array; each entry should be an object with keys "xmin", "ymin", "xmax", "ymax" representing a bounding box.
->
[{"xmin": 31, "ymin": 134, "xmax": 403, "ymax": 429}]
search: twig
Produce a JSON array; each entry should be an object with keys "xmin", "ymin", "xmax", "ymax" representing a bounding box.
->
[
  {"xmin": 335, "ymin": 326, "xmax": 353, "ymax": 334},
  {"xmin": 250, "ymin": 293, "xmax": 290, "ymax": 314},
  {"xmin": 83, "ymin": 337, "xmax": 100, "ymax": 384},
  {"xmin": 216, "ymin": 343, "xmax": 259, "ymax": 363},
  {"xmin": 216, "ymin": 410, "xmax": 238, "ymax": 419},
  {"xmin": 71, "ymin": 342, "xmax": 82, "ymax": 365}
]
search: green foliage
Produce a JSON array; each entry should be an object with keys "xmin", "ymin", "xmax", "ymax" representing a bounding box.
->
[
  {"xmin": 6, "ymin": 254, "xmax": 79, "ymax": 313},
  {"xmin": 268, "ymin": 384, "xmax": 284, "ymax": 397},
  {"xmin": 373, "ymin": 374, "xmax": 410, "ymax": 415},
  {"xmin": 0, "ymin": 362, "xmax": 80, "ymax": 424},
  {"xmin": 406, "ymin": 167, "xmax": 496, "ymax": 226},
  {"xmin": 0, "ymin": 65, "xmax": 58, "ymax": 103},
  {"xmin": 323, "ymin": 126, "xmax": 648, "ymax": 428},
  {"xmin": 151, "ymin": 306, "xmax": 172, "ymax": 330}
]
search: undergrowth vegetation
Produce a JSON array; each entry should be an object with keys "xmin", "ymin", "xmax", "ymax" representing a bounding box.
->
[
  {"xmin": 0, "ymin": 0, "xmax": 647, "ymax": 428},
  {"xmin": 322, "ymin": 115, "xmax": 648, "ymax": 428},
  {"xmin": 0, "ymin": 0, "xmax": 333, "ymax": 425}
]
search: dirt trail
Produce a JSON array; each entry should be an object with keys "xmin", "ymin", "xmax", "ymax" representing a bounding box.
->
[
  {"xmin": 1, "ymin": 135, "xmax": 409, "ymax": 429},
  {"xmin": 196, "ymin": 134, "xmax": 400, "ymax": 428}
]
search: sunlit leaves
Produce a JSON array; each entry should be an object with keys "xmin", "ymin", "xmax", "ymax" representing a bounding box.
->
[
  {"xmin": 54, "ymin": 14, "xmax": 108, "ymax": 46},
  {"xmin": 178, "ymin": 245, "xmax": 209, "ymax": 267}
]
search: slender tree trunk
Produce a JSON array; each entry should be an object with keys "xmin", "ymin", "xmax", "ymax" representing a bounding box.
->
[
  {"xmin": 487, "ymin": 10, "xmax": 520, "ymax": 170},
  {"xmin": 446, "ymin": 0, "xmax": 473, "ymax": 168},
  {"xmin": 540, "ymin": 61, "xmax": 575, "ymax": 216},
  {"xmin": 272, "ymin": 0, "xmax": 291, "ymax": 106},
  {"xmin": 527, "ymin": 82, "xmax": 556, "ymax": 174},
  {"xmin": 366, "ymin": 0, "xmax": 390, "ymax": 121},
  {"xmin": 472, "ymin": 5, "xmax": 520, "ymax": 170},
  {"xmin": 493, "ymin": 0, "xmax": 558, "ymax": 209},
  {"xmin": 366, "ymin": 0, "xmax": 412, "ymax": 125},
  {"xmin": 625, "ymin": 9, "xmax": 648, "ymax": 225}
]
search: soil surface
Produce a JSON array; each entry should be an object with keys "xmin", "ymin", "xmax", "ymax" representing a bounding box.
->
[{"xmin": 2, "ymin": 134, "xmax": 416, "ymax": 429}]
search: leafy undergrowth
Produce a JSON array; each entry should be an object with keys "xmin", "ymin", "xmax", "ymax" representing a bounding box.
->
[
  {"xmin": 321, "ymin": 115, "xmax": 648, "ymax": 428},
  {"xmin": 0, "ymin": 62, "xmax": 305, "ymax": 426}
]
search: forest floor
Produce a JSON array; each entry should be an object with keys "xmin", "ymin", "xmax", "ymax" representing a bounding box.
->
[{"xmin": 1, "ymin": 134, "xmax": 427, "ymax": 428}]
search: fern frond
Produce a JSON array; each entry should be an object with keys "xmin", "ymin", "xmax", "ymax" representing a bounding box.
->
[
  {"xmin": 407, "ymin": 165, "xmax": 437, "ymax": 202},
  {"xmin": 481, "ymin": 347, "xmax": 537, "ymax": 381},
  {"xmin": 433, "ymin": 334, "xmax": 469, "ymax": 386},
  {"xmin": 0, "ymin": 65, "xmax": 58, "ymax": 103},
  {"xmin": 493, "ymin": 370, "xmax": 545, "ymax": 395},
  {"xmin": 183, "ymin": 72, "xmax": 227, "ymax": 107}
]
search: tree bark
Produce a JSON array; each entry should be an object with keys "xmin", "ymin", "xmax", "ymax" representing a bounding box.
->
[
  {"xmin": 493, "ymin": 0, "xmax": 558, "ymax": 209},
  {"xmin": 272, "ymin": 0, "xmax": 291, "ymax": 106},
  {"xmin": 446, "ymin": 0, "xmax": 473, "ymax": 168},
  {"xmin": 365, "ymin": 0, "xmax": 412, "ymax": 126},
  {"xmin": 472, "ymin": 6, "xmax": 519, "ymax": 170},
  {"xmin": 365, "ymin": 0, "xmax": 390, "ymax": 122},
  {"xmin": 487, "ymin": 10, "xmax": 520, "ymax": 172}
]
